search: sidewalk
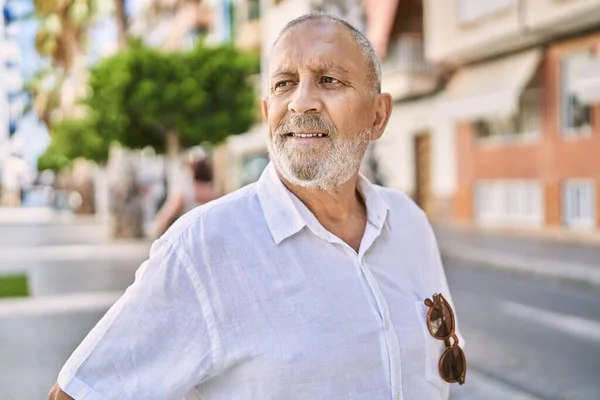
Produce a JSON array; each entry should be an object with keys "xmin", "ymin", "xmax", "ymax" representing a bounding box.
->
[
  {"xmin": 435, "ymin": 224, "xmax": 600, "ymax": 287},
  {"xmin": 0, "ymin": 206, "xmax": 103, "ymax": 225}
]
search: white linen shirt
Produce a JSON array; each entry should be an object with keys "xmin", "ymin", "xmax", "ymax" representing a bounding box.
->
[{"xmin": 58, "ymin": 163, "xmax": 463, "ymax": 400}]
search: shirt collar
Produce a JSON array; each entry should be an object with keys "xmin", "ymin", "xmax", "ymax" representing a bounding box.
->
[
  {"xmin": 357, "ymin": 172, "xmax": 390, "ymax": 230},
  {"xmin": 257, "ymin": 163, "xmax": 306, "ymax": 245},
  {"xmin": 257, "ymin": 162, "xmax": 390, "ymax": 245}
]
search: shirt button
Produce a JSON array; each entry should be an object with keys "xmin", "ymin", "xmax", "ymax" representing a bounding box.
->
[
  {"xmin": 384, "ymin": 318, "xmax": 390, "ymax": 330},
  {"xmin": 394, "ymin": 388, "xmax": 402, "ymax": 399}
]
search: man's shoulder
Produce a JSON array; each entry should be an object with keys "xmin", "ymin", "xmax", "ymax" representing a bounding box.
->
[{"xmin": 162, "ymin": 183, "xmax": 260, "ymax": 243}]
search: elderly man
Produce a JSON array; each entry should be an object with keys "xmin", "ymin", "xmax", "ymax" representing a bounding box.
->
[{"xmin": 49, "ymin": 13, "xmax": 465, "ymax": 400}]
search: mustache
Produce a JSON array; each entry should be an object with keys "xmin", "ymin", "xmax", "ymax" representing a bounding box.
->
[{"xmin": 274, "ymin": 115, "xmax": 336, "ymax": 136}]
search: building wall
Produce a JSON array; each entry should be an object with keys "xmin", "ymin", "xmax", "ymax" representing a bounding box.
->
[
  {"xmin": 453, "ymin": 32, "xmax": 600, "ymax": 229},
  {"xmin": 525, "ymin": 0, "xmax": 600, "ymax": 31},
  {"xmin": 544, "ymin": 33, "xmax": 600, "ymax": 228},
  {"xmin": 425, "ymin": 0, "xmax": 600, "ymax": 64},
  {"xmin": 375, "ymin": 95, "xmax": 456, "ymax": 219},
  {"xmin": 130, "ymin": 0, "xmax": 214, "ymax": 50},
  {"xmin": 424, "ymin": 0, "xmax": 520, "ymax": 63}
]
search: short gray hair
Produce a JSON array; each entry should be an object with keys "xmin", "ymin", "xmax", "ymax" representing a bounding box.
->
[{"xmin": 273, "ymin": 12, "xmax": 382, "ymax": 97}]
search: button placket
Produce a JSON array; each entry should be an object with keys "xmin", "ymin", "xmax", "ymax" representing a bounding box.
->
[{"xmin": 358, "ymin": 259, "xmax": 403, "ymax": 400}]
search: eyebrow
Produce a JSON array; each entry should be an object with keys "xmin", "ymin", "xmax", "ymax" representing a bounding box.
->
[{"xmin": 271, "ymin": 62, "xmax": 351, "ymax": 80}]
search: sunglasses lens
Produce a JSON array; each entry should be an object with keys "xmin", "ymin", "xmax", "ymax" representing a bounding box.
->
[
  {"xmin": 428, "ymin": 301, "xmax": 453, "ymax": 339},
  {"xmin": 440, "ymin": 346, "xmax": 466, "ymax": 383}
]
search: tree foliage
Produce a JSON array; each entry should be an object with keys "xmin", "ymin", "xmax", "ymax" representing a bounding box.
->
[
  {"xmin": 38, "ymin": 40, "xmax": 258, "ymax": 171},
  {"xmin": 87, "ymin": 40, "xmax": 259, "ymax": 153},
  {"xmin": 37, "ymin": 116, "xmax": 111, "ymax": 171}
]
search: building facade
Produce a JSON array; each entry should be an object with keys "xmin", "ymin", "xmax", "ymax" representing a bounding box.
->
[
  {"xmin": 129, "ymin": 0, "xmax": 216, "ymax": 51},
  {"xmin": 424, "ymin": 0, "xmax": 600, "ymax": 233},
  {"xmin": 1, "ymin": 0, "xmax": 28, "ymax": 206}
]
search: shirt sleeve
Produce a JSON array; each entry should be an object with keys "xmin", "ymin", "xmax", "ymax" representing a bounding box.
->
[{"xmin": 57, "ymin": 238, "xmax": 220, "ymax": 400}]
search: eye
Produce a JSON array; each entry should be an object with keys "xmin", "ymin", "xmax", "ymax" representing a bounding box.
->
[
  {"xmin": 274, "ymin": 80, "xmax": 294, "ymax": 89},
  {"xmin": 321, "ymin": 76, "xmax": 340, "ymax": 84}
]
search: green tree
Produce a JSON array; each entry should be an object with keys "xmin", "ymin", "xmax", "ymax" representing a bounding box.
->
[
  {"xmin": 87, "ymin": 40, "xmax": 259, "ymax": 157},
  {"xmin": 37, "ymin": 116, "xmax": 112, "ymax": 171}
]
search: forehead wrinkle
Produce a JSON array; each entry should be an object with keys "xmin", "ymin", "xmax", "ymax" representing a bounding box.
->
[{"xmin": 271, "ymin": 60, "xmax": 351, "ymax": 79}]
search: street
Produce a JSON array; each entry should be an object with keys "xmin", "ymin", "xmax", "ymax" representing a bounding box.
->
[
  {"xmin": 447, "ymin": 260, "xmax": 600, "ymax": 400},
  {"xmin": 1, "ymin": 216, "xmax": 599, "ymax": 399}
]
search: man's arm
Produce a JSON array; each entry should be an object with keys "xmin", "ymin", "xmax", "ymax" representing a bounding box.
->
[
  {"xmin": 50, "ymin": 238, "xmax": 217, "ymax": 399},
  {"xmin": 48, "ymin": 383, "xmax": 74, "ymax": 400},
  {"xmin": 153, "ymin": 192, "xmax": 185, "ymax": 238}
]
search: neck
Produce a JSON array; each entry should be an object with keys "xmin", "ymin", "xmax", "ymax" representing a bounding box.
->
[{"xmin": 278, "ymin": 172, "xmax": 365, "ymax": 224}]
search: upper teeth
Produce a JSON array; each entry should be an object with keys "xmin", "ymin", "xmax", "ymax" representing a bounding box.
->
[{"xmin": 292, "ymin": 133, "xmax": 326, "ymax": 138}]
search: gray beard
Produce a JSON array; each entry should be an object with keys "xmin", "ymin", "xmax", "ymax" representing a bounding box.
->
[{"xmin": 268, "ymin": 129, "xmax": 371, "ymax": 191}]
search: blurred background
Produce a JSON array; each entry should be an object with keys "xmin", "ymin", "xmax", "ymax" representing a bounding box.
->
[{"xmin": 1, "ymin": 0, "xmax": 600, "ymax": 399}]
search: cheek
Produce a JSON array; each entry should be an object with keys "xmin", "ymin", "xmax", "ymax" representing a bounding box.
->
[
  {"xmin": 326, "ymin": 100, "xmax": 372, "ymax": 138},
  {"xmin": 268, "ymin": 101, "xmax": 289, "ymax": 131}
]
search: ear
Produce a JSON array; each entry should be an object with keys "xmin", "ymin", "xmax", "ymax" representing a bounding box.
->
[
  {"xmin": 370, "ymin": 93, "xmax": 393, "ymax": 141},
  {"xmin": 261, "ymin": 97, "xmax": 269, "ymax": 122}
]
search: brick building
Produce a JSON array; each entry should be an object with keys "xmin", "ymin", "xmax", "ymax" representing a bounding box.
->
[
  {"xmin": 426, "ymin": 0, "xmax": 600, "ymax": 233},
  {"xmin": 373, "ymin": 0, "xmax": 600, "ymax": 235}
]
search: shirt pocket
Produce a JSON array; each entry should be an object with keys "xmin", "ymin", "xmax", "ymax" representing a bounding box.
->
[{"xmin": 414, "ymin": 300, "xmax": 449, "ymax": 392}]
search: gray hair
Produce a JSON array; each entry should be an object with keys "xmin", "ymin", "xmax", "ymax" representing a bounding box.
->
[{"xmin": 273, "ymin": 12, "xmax": 382, "ymax": 97}]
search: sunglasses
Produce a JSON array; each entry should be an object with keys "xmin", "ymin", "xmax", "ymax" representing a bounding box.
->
[{"xmin": 423, "ymin": 293, "xmax": 467, "ymax": 385}]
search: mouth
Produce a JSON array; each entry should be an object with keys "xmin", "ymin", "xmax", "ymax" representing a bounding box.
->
[{"xmin": 286, "ymin": 132, "xmax": 328, "ymax": 138}]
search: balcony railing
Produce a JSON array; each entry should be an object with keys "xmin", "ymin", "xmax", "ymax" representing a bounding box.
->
[{"xmin": 382, "ymin": 33, "xmax": 436, "ymax": 75}]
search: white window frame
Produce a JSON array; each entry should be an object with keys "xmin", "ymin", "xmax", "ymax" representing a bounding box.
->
[
  {"xmin": 562, "ymin": 179, "xmax": 596, "ymax": 230},
  {"xmin": 560, "ymin": 52, "xmax": 594, "ymax": 137},
  {"xmin": 475, "ymin": 180, "xmax": 544, "ymax": 228},
  {"xmin": 457, "ymin": 0, "xmax": 515, "ymax": 24}
]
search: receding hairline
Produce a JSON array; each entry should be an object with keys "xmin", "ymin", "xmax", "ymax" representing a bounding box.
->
[{"xmin": 271, "ymin": 13, "xmax": 382, "ymax": 96}]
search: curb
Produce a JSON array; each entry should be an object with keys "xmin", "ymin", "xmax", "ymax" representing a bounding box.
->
[
  {"xmin": 0, "ymin": 291, "xmax": 122, "ymax": 317},
  {"xmin": 439, "ymin": 244, "xmax": 600, "ymax": 288},
  {"xmin": 0, "ymin": 243, "xmax": 152, "ymax": 275}
]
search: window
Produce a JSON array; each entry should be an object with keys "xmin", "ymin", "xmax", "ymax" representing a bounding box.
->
[
  {"xmin": 248, "ymin": 0, "xmax": 260, "ymax": 20},
  {"xmin": 561, "ymin": 52, "xmax": 593, "ymax": 135},
  {"xmin": 475, "ymin": 180, "xmax": 544, "ymax": 227},
  {"xmin": 458, "ymin": 0, "xmax": 515, "ymax": 24},
  {"xmin": 474, "ymin": 89, "xmax": 541, "ymax": 143},
  {"xmin": 563, "ymin": 180, "xmax": 596, "ymax": 230}
]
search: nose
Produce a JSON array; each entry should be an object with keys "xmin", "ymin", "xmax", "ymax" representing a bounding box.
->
[{"xmin": 288, "ymin": 79, "xmax": 323, "ymax": 115}]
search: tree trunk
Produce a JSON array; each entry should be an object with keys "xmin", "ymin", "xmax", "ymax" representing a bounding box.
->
[
  {"xmin": 109, "ymin": 148, "xmax": 145, "ymax": 239},
  {"xmin": 165, "ymin": 130, "xmax": 181, "ymax": 197},
  {"xmin": 114, "ymin": 0, "xmax": 128, "ymax": 50}
]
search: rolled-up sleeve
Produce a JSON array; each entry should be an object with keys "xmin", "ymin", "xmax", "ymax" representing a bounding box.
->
[{"xmin": 57, "ymin": 238, "xmax": 220, "ymax": 400}]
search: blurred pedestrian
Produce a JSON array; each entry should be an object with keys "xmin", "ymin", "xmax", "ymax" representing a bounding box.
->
[
  {"xmin": 50, "ymin": 13, "xmax": 465, "ymax": 400},
  {"xmin": 153, "ymin": 155, "xmax": 217, "ymax": 237}
]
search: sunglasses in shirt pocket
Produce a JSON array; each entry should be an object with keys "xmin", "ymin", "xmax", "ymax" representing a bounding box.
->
[{"xmin": 415, "ymin": 300, "xmax": 449, "ymax": 392}]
